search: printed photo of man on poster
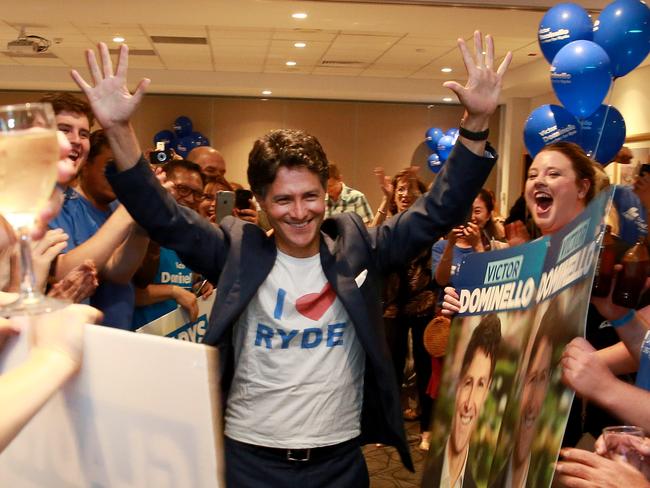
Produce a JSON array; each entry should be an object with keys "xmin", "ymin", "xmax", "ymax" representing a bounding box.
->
[{"xmin": 422, "ymin": 314, "xmax": 502, "ymax": 487}]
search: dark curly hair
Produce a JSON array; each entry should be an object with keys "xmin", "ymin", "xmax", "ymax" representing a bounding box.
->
[{"xmin": 247, "ymin": 129, "xmax": 329, "ymax": 197}]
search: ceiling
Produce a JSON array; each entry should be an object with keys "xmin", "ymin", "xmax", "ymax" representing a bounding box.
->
[{"xmin": 0, "ymin": 0, "xmax": 635, "ymax": 103}]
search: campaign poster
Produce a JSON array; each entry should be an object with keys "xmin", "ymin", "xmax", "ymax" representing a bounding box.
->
[
  {"xmin": 421, "ymin": 187, "xmax": 614, "ymax": 488},
  {"xmin": 0, "ymin": 321, "xmax": 223, "ymax": 487},
  {"xmin": 136, "ymin": 293, "xmax": 215, "ymax": 342}
]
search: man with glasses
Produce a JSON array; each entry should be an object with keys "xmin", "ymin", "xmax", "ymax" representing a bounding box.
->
[{"xmin": 131, "ymin": 159, "xmax": 208, "ymax": 328}]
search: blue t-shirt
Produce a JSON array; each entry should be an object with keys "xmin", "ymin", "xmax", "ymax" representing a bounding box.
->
[
  {"xmin": 613, "ymin": 185, "xmax": 648, "ymax": 245},
  {"xmin": 431, "ymin": 240, "xmax": 475, "ymax": 290},
  {"xmin": 49, "ymin": 188, "xmax": 135, "ymax": 330},
  {"xmin": 132, "ymin": 247, "xmax": 193, "ymax": 329}
]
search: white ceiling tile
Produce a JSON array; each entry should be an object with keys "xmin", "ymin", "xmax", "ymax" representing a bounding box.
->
[
  {"xmin": 143, "ymin": 25, "xmax": 208, "ymax": 38},
  {"xmin": 12, "ymin": 56, "xmax": 67, "ymax": 67},
  {"xmin": 208, "ymin": 27, "xmax": 272, "ymax": 40},
  {"xmin": 156, "ymin": 44, "xmax": 212, "ymax": 71},
  {"xmin": 312, "ymin": 66, "xmax": 363, "ymax": 76},
  {"xmin": 272, "ymin": 29, "xmax": 338, "ymax": 42}
]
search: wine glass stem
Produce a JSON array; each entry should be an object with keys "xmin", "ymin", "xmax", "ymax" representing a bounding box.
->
[{"xmin": 18, "ymin": 228, "xmax": 38, "ymax": 299}]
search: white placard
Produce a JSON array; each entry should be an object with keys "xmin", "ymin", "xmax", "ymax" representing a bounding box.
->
[
  {"xmin": 0, "ymin": 320, "xmax": 223, "ymax": 487},
  {"xmin": 136, "ymin": 293, "xmax": 216, "ymax": 343}
]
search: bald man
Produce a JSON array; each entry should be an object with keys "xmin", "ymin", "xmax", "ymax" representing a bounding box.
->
[{"xmin": 187, "ymin": 146, "xmax": 226, "ymax": 182}]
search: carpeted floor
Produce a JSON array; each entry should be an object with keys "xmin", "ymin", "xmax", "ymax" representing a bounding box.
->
[{"xmin": 364, "ymin": 420, "xmax": 428, "ymax": 488}]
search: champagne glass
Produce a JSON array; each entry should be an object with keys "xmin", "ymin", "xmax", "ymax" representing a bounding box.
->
[{"xmin": 0, "ymin": 102, "xmax": 67, "ymax": 316}]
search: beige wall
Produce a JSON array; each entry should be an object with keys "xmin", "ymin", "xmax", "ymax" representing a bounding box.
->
[{"xmin": 0, "ymin": 91, "xmax": 500, "ymax": 211}]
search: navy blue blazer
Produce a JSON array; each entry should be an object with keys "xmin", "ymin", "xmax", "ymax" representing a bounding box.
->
[{"xmin": 108, "ymin": 141, "xmax": 496, "ymax": 471}]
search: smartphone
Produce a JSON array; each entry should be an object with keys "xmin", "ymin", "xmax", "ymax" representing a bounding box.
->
[
  {"xmin": 215, "ymin": 190, "xmax": 235, "ymax": 223},
  {"xmin": 235, "ymin": 189, "xmax": 253, "ymax": 210},
  {"xmin": 149, "ymin": 141, "xmax": 173, "ymax": 165},
  {"xmin": 194, "ymin": 279, "xmax": 208, "ymax": 297},
  {"xmin": 639, "ymin": 163, "xmax": 650, "ymax": 177}
]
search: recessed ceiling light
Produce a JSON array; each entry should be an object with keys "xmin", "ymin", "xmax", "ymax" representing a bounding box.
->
[
  {"xmin": 442, "ymin": 97, "xmax": 453, "ymax": 102},
  {"xmin": 262, "ymin": 90, "xmax": 272, "ymax": 95},
  {"xmin": 286, "ymin": 61, "xmax": 297, "ymax": 66},
  {"xmin": 294, "ymin": 42, "xmax": 307, "ymax": 48},
  {"xmin": 292, "ymin": 12, "xmax": 308, "ymax": 19},
  {"xmin": 441, "ymin": 67, "xmax": 452, "ymax": 73},
  {"xmin": 113, "ymin": 36, "xmax": 125, "ymax": 43}
]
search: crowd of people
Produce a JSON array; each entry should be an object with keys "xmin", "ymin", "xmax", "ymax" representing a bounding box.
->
[{"xmin": 0, "ymin": 29, "xmax": 649, "ymax": 488}]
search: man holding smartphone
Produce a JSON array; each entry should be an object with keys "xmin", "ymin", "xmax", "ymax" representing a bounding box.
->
[{"xmin": 73, "ymin": 31, "xmax": 510, "ymax": 487}]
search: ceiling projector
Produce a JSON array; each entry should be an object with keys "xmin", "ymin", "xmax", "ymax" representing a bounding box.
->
[{"xmin": 6, "ymin": 28, "xmax": 50, "ymax": 55}]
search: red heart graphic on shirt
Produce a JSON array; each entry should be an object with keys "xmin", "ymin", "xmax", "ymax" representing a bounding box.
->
[{"xmin": 295, "ymin": 283, "xmax": 337, "ymax": 321}]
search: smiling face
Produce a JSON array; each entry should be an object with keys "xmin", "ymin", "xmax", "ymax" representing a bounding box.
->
[
  {"xmin": 515, "ymin": 337, "xmax": 552, "ymax": 466},
  {"xmin": 450, "ymin": 349, "xmax": 493, "ymax": 457},
  {"xmin": 524, "ymin": 150, "xmax": 589, "ymax": 235},
  {"xmin": 168, "ymin": 167, "xmax": 205, "ymax": 211},
  {"xmin": 257, "ymin": 166, "xmax": 325, "ymax": 258},
  {"xmin": 471, "ymin": 196, "xmax": 490, "ymax": 228},
  {"xmin": 56, "ymin": 111, "xmax": 90, "ymax": 175}
]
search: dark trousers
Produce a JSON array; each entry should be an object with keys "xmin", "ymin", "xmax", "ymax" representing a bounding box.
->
[
  {"xmin": 384, "ymin": 314, "xmax": 433, "ymax": 432},
  {"xmin": 225, "ymin": 436, "xmax": 369, "ymax": 488}
]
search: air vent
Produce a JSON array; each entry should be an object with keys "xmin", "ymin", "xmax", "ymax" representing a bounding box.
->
[
  {"xmin": 109, "ymin": 49, "xmax": 156, "ymax": 56},
  {"xmin": 321, "ymin": 60, "xmax": 365, "ymax": 66},
  {"xmin": 150, "ymin": 36, "xmax": 207, "ymax": 45}
]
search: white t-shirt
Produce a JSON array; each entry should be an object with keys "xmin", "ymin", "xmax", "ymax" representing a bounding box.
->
[{"xmin": 224, "ymin": 251, "xmax": 365, "ymax": 448}]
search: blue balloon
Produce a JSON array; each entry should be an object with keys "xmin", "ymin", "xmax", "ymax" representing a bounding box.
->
[
  {"xmin": 173, "ymin": 116, "xmax": 193, "ymax": 137},
  {"xmin": 174, "ymin": 135, "xmax": 194, "ymax": 158},
  {"xmin": 190, "ymin": 131, "xmax": 210, "ymax": 148},
  {"xmin": 446, "ymin": 128, "xmax": 459, "ymax": 144},
  {"xmin": 427, "ymin": 153, "xmax": 444, "ymax": 174},
  {"xmin": 551, "ymin": 40, "xmax": 612, "ymax": 118},
  {"xmin": 538, "ymin": 3, "xmax": 593, "ymax": 64},
  {"xmin": 425, "ymin": 127, "xmax": 444, "ymax": 150},
  {"xmin": 153, "ymin": 130, "xmax": 175, "ymax": 149},
  {"xmin": 594, "ymin": 0, "xmax": 650, "ymax": 78},
  {"xmin": 579, "ymin": 104, "xmax": 626, "ymax": 164},
  {"xmin": 437, "ymin": 135, "xmax": 455, "ymax": 162},
  {"xmin": 524, "ymin": 104, "xmax": 581, "ymax": 157}
]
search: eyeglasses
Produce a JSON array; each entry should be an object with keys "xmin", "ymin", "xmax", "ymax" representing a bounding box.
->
[{"xmin": 174, "ymin": 183, "xmax": 205, "ymax": 202}]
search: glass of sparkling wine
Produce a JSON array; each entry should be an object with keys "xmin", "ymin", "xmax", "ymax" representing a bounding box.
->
[{"xmin": 0, "ymin": 103, "xmax": 66, "ymax": 316}]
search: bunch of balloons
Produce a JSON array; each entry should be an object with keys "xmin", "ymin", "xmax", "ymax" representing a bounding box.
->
[
  {"xmin": 152, "ymin": 116, "xmax": 211, "ymax": 158},
  {"xmin": 425, "ymin": 127, "xmax": 459, "ymax": 173},
  {"xmin": 524, "ymin": 0, "xmax": 649, "ymax": 163}
]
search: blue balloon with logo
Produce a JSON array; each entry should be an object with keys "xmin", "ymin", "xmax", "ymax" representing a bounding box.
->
[
  {"xmin": 524, "ymin": 104, "xmax": 581, "ymax": 157},
  {"xmin": 190, "ymin": 131, "xmax": 210, "ymax": 148},
  {"xmin": 153, "ymin": 130, "xmax": 175, "ymax": 149},
  {"xmin": 174, "ymin": 135, "xmax": 194, "ymax": 158},
  {"xmin": 593, "ymin": 0, "xmax": 650, "ymax": 78},
  {"xmin": 551, "ymin": 40, "xmax": 612, "ymax": 119},
  {"xmin": 579, "ymin": 104, "xmax": 626, "ymax": 164},
  {"xmin": 427, "ymin": 153, "xmax": 443, "ymax": 173},
  {"xmin": 437, "ymin": 135, "xmax": 455, "ymax": 162},
  {"xmin": 173, "ymin": 116, "xmax": 193, "ymax": 138},
  {"xmin": 538, "ymin": 3, "xmax": 593, "ymax": 64},
  {"xmin": 445, "ymin": 128, "xmax": 459, "ymax": 142},
  {"xmin": 425, "ymin": 127, "xmax": 444, "ymax": 150}
]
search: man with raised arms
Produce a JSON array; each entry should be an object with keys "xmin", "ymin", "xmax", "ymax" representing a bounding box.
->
[{"xmin": 72, "ymin": 31, "xmax": 510, "ymax": 487}]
